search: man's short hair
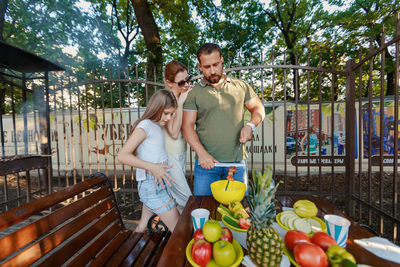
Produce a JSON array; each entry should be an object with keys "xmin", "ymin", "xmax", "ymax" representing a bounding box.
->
[{"xmin": 197, "ymin": 43, "xmax": 222, "ymax": 62}]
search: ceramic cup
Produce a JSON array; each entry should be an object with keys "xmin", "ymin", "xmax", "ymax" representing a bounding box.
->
[
  {"xmin": 324, "ymin": 214, "xmax": 351, "ymax": 247},
  {"xmin": 191, "ymin": 208, "xmax": 210, "ymax": 231}
]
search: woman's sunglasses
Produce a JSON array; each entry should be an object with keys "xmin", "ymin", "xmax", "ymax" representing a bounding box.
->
[{"xmin": 174, "ymin": 75, "xmax": 192, "ymax": 87}]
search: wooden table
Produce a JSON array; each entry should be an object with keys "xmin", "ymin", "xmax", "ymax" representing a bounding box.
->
[{"xmin": 157, "ymin": 195, "xmax": 400, "ymax": 267}]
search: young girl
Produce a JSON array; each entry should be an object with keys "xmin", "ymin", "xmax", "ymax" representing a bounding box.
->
[{"xmin": 117, "ymin": 89, "xmax": 180, "ymax": 232}]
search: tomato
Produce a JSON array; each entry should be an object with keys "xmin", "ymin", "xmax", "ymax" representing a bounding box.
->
[
  {"xmin": 311, "ymin": 232, "xmax": 337, "ymax": 251},
  {"xmin": 238, "ymin": 218, "xmax": 251, "ymax": 230},
  {"xmin": 294, "ymin": 242, "xmax": 329, "ymax": 267},
  {"xmin": 284, "ymin": 230, "xmax": 311, "ymax": 251}
]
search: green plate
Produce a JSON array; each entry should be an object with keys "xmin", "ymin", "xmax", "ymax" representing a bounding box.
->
[
  {"xmin": 283, "ymin": 245, "xmax": 301, "ymax": 267},
  {"xmin": 276, "ymin": 212, "xmax": 327, "ymax": 236},
  {"xmin": 186, "ymin": 238, "xmax": 244, "ymax": 267},
  {"xmin": 221, "ymin": 216, "xmax": 248, "ymax": 232}
]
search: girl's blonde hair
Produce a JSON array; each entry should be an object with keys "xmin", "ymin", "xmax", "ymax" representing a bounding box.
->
[{"xmin": 131, "ymin": 89, "xmax": 177, "ymax": 133}]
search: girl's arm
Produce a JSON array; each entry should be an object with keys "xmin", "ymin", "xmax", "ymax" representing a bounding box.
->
[
  {"xmin": 166, "ymin": 89, "xmax": 191, "ymax": 139},
  {"xmin": 117, "ymin": 128, "xmax": 174, "ymax": 188}
]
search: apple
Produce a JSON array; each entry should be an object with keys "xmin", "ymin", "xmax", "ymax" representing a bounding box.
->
[
  {"xmin": 213, "ymin": 240, "xmax": 236, "ymax": 267},
  {"xmin": 191, "ymin": 239, "xmax": 212, "ymax": 267},
  {"xmin": 220, "ymin": 227, "xmax": 233, "ymax": 242},
  {"xmin": 194, "ymin": 229, "xmax": 205, "ymax": 241},
  {"xmin": 205, "ymin": 259, "xmax": 220, "ymax": 267},
  {"xmin": 203, "ymin": 220, "xmax": 222, "ymax": 243}
]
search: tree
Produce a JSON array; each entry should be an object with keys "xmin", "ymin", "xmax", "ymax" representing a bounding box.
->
[
  {"xmin": 131, "ymin": 0, "xmax": 162, "ymax": 83},
  {"xmin": 0, "ymin": 0, "xmax": 8, "ymax": 41},
  {"xmin": 328, "ymin": 0, "xmax": 400, "ymax": 96}
]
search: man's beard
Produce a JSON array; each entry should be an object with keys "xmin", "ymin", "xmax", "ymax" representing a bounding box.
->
[{"xmin": 205, "ymin": 74, "xmax": 222, "ymax": 84}]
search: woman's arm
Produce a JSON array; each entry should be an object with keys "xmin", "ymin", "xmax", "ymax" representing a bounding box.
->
[
  {"xmin": 166, "ymin": 89, "xmax": 191, "ymax": 139},
  {"xmin": 117, "ymin": 128, "xmax": 174, "ymax": 188},
  {"xmin": 166, "ymin": 104, "xmax": 183, "ymax": 139}
]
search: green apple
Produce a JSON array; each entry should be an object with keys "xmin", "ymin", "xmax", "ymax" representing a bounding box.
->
[
  {"xmin": 212, "ymin": 240, "xmax": 236, "ymax": 267},
  {"xmin": 206, "ymin": 259, "xmax": 221, "ymax": 267},
  {"xmin": 202, "ymin": 220, "xmax": 222, "ymax": 243}
]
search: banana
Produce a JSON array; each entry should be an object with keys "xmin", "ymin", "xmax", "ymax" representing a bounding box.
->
[{"xmin": 293, "ymin": 200, "xmax": 318, "ymax": 218}]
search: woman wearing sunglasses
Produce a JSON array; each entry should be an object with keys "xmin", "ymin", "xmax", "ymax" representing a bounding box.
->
[{"xmin": 163, "ymin": 60, "xmax": 193, "ymax": 213}]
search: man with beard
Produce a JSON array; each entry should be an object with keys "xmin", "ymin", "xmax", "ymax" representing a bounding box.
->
[{"xmin": 182, "ymin": 43, "xmax": 265, "ymax": 195}]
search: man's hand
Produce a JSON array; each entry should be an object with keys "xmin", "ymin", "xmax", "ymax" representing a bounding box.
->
[
  {"xmin": 198, "ymin": 152, "xmax": 219, "ymax": 169},
  {"xmin": 239, "ymin": 125, "xmax": 253, "ymax": 143}
]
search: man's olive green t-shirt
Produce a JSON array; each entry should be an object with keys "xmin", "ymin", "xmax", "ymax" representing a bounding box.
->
[{"xmin": 183, "ymin": 76, "xmax": 257, "ymax": 162}]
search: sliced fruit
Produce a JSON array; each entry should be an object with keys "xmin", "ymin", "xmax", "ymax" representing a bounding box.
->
[
  {"xmin": 308, "ymin": 218, "xmax": 323, "ymax": 232},
  {"xmin": 287, "ymin": 216, "xmax": 298, "ymax": 230},
  {"xmin": 294, "ymin": 218, "xmax": 312, "ymax": 234},
  {"xmin": 280, "ymin": 213, "xmax": 294, "ymax": 226}
]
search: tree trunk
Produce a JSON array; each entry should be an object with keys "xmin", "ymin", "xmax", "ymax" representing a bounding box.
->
[
  {"xmin": 386, "ymin": 71, "xmax": 394, "ymax": 95},
  {"xmin": 131, "ymin": 0, "xmax": 162, "ymax": 95},
  {"xmin": 0, "ymin": 0, "xmax": 8, "ymax": 41}
]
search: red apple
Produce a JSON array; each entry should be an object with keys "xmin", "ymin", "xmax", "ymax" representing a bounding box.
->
[
  {"xmin": 220, "ymin": 227, "xmax": 233, "ymax": 242},
  {"xmin": 194, "ymin": 229, "xmax": 205, "ymax": 241},
  {"xmin": 191, "ymin": 239, "xmax": 212, "ymax": 267}
]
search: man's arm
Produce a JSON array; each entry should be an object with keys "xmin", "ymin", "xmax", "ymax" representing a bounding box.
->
[
  {"xmin": 240, "ymin": 96, "xmax": 265, "ymax": 143},
  {"xmin": 182, "ymin": 110, "xmax": 219, "ymax": 169}
]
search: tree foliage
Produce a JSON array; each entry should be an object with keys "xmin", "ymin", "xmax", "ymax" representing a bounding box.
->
[{"xmin": 0, "ymin": 0, "xmax": 398, "ymax": 114}]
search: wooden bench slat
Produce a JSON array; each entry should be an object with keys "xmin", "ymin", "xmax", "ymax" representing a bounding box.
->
[
  {"xmin": 38, "ymin": 207, "xmax": 120, "ymax": 267},
  {"xmin": 105, "ymin": 232, "xmax": 143, "ymax": 267},
  {"xmin": 88, "ymin": 229, "xmax": 132, "ymax": 267},
  {"xmin": 1, "ymin": 199, "xmax": 117, "ymax": 266},
  {"xmin": 0, "ymin": 174, "xmax": 171, "ymax": 267},
  {"xmin": 65, "ymin": 220, "xmax": 123, "ymax": 267},
  {"xmin": 121, "ymin": 232, "xmax": 154, "ymax": 267},
  {"xmin": 146, "ymin": 231, "xmax": 171, "ymax": 267},
  {"xmin": 133, "ymin": 232, "xmax": 164, "ymax": 267},
  {"xmin": 0, "ymin": 185, "xmax": 113, "ymax": 260},
  {"xmin": 0, "ymin": 175, "xmax": 108, "ymax": 231}
]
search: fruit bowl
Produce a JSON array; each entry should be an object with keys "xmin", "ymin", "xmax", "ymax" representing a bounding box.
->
[
  {"xmin": 276, "ymin": 211, "xmax": 327, "ymax": 236},
  {"xmin": 210, "ymin": 180, "xmax": 246, "ymax": 205},
  {"xmin": 186, "ymin": 238, "xmax": 244, "ymax": 267}
]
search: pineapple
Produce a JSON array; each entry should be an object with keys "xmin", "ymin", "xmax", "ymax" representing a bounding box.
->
[{"xmin": 246, "ymin": 166, "xmax": 284, "ymax": 266}]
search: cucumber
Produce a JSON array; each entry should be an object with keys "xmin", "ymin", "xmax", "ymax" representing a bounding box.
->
[
  {"xmin": 222, "ymin": 214, "xmax": 240, "ymax": 228},
  {"xmin": 217, "ymin": 205, "xmax": 234, "ymax": 217}
]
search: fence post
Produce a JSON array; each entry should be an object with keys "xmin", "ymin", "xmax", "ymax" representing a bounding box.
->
[{"xmin": 345, "ymin": 59, "xmax": 356, "ymax": 216}]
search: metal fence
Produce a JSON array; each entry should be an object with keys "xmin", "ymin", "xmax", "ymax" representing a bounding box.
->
[{"xmin": 1, "ymin": 16, "xmax": 400, "ymax": 243}]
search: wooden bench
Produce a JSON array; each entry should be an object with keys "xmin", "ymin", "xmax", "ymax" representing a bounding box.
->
[{"xmin": 0, "ymin": 172, "xmax": 170, "ymax": 267}]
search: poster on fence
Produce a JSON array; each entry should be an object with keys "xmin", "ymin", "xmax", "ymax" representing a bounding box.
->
[
  {"xmin": 362, "ymin": 101, "xmax": 400, "ymax": 165},
  {"xmin": 286, "ymin": 103, "xmax": 348, "ymax": 166},
  {"xmin": 8, "ymin": 100, "xmax": 400, "ymax": 172}
]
